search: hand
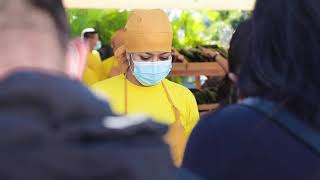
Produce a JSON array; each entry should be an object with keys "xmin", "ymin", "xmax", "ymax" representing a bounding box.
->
[
  {"xmin": 114, "ymin": 45, "xmax": 129, "ymax": 74},
  {"xmin": 172, "ymin": 48, "xmax": 187, "ymax": 63},
  {"xmin": 199, "ymin": 47, "xmax": 218, "ymax": 58},
  {"xmin": 199, "ymin": 47, "xmax": 229, "ymax": 73}
]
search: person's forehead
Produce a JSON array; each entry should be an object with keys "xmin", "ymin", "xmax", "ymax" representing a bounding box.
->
[
  {"xmin": 133, "ymin": 52, "xmax": 171, "ymax": 55},
  {"xmin": 89, "ymin": 33, "xmax": 99, "ymax": 40}
]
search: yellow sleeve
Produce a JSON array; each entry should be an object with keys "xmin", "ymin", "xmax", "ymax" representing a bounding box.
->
[
  {"xmin": 165, "ymin": 86, "xmax": 200, "ymax": 167},
  {"xmin": 102, "ymin": 57, "xmax": 116, "ymax": 78},
  {"xmin": 90, "ymin": 51, "xmax": 106, "ymax": 81},
  {"xmin": 92, "ymin": 50, "xmax": 101, "ymax": 60},
  {"xmin": 82, "ymin": 52, "xmax": 107, "ymax": 86},
  {"xmin": 184, "ymin": 90, "xmax": 200, "ymax": 137},
  {"xmin": 96, "ymin": 56, "xmax": 108, "ymax": 81},
  {"xmin": 83, "ymin": 68, "xmax": 101, "ymax": 86}
]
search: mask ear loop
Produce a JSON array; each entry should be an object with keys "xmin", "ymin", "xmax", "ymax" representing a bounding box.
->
[{"xmin": 128, "ymin": 54, "xmax": 135, "ymax": 75}]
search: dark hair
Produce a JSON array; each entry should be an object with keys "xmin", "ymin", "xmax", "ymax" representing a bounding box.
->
[
  {"xmin": 30, "ymin": 0, "xmax": 69, "ymax": 50},
  {"xmin": 229, "ymin": 19, "xmax": 252, "ymax": 76},
  {"xmin": 221, "ymin": 19, "xmax": 252, "ymax": 104},
  {"xmin": 99, "ymin": 44, "xmax": 114, "ymax": 60},
  {"xmin": 238, "ymin": 0, "xmax": 320, "ymax": 127},
  {"xmin": 83, "ymin": 31, "xmax": 98, "ymax": 39}
]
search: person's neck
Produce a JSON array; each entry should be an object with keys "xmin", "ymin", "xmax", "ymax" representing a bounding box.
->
[{"xmin": 125, "ymin": 68, "xmax": 143, "ymax": 86}]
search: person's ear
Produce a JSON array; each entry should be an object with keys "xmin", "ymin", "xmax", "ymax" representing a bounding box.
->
[{"xmin": 228, "ymin": 72, "xmax": 238, "ymax": 83}]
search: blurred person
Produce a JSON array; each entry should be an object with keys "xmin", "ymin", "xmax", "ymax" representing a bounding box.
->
[
  {"xmin": 81, "ymin": 28, "xmax": 102, "ymax": 52},
  {"xmin": 93, "ymin": 9, "xmax": 200, "ymax": 166},
  {"xmin": 198, "ymin": 47, "xmax": 230, "ymax": 105},
  {"xmin": 200, "ymin": 19, "xmax": 252, "ymax": 105},
  {"xmin": 81, "ymin": 28, "xmax": 106, "ymax": 86},
  {"xmin": 224, "ymin": 19, "xmax": 252, "ymax": 103},
  {"xmin": 183, "ymin": 0, "xmax": 320, "ymax": 179},
  {"xmin": 102, "ymin": 28, "xmax": 126, "ymax": 79},
  {"xmin": 0, "ymin": 0, "xmax": 178, "ymax": 179},
  {"xmin": 65, "ymin": 38, "xmax": 89, "ymax": 80}
]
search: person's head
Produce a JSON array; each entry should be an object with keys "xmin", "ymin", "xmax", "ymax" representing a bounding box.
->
[
  {"xmin": 228, "ymin": 19, "xmax": 252, "ymax": 84},
  {"xmin": 222, "ymin": 19, "xmax": 252, "ymax": 103},
  {"xmin": 0, "ymin": 0, "xmax": 69, "ymax": 76},
  {"xmin": 124, "ymin": 9, "xmax": 173, "ymax": 86},
  {"xmin": 81, "ymin": 28, "xmax": 100, "ymax": 51},
  {"xmin": 238, "ymin": 0, "xmax": 320, "ymax": 126},
  {"xmin": 110, "ymin": 28, "xmax": 126, "ymax": 54}
]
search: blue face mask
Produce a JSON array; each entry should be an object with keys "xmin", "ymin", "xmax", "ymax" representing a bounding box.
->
[
  {"xmin": 130, "ymin": 55, "xmax": 173, "ymax": 86},
  {"xmin": 94, "ymin": 41, "xmax": 102, "ymax": 50}
]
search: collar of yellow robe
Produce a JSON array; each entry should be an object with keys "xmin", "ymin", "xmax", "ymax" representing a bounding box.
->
[{"xmin": 125, "ymin": 9, "xmax": 173, "ymax": 53}]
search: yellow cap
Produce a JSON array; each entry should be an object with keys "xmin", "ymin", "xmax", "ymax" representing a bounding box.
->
[{"xmin": 125, "ymin": 9, "xmax": 173, "ymax": 53}]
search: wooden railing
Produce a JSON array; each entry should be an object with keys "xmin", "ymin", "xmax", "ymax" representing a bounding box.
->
[{"xmin": 169, "ymin": 62, "xmax": 225, "ymax": 115}]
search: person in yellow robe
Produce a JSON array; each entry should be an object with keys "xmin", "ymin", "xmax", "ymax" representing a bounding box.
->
[
  {"xmin": 92, "ymin": 10, "xmax": 200, "ymax": 166},
  {"xmin": 102, "ymin": 29, "xmax": 126, "ymax": 78},
  {"xmin": 81, "ymin": 28, "xmax": 106, "ymax": 86}
]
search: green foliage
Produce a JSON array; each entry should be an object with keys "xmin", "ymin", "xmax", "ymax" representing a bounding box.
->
[
  {"xmin": 171, "ymin": 11, "xmax": 206, "ymax": 48},
  {"xmin": 67, "ymin": 9, "xmax": 250, "ymax": 47},
  {"xmin": 170, "ymin": 10, "xmax": 250, "ymax": 49},
  {"xmin": 67, "ymin": 9, "xmax": 128, "ymax": 44}
]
